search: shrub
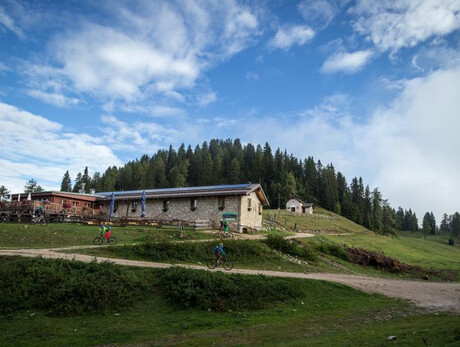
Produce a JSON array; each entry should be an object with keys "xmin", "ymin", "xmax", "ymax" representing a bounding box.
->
[
  {"xmin": 108, "ymin": 240, "xmax": 279, "ymax": 265},
  {"xmin": 157, "ymin": 267, "xmax": 301, "ymax": 311},
  {"xmin": 264, "ymin": 235, "xmax": 317, "ymax": 261},
  {"xmin": 314, "ymin": 239, "xmax": 350, "ymax": 261},
  {"xmin": 0, "ymin": 256, "xmax": 154, "ymax": 316},
  {"xmin": 448, "ymin": 238, "xmax": 455, "ymax": 246}
]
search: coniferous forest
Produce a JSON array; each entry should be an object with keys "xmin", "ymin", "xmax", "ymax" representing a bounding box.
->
[{"xmin": 64, "ymin": 138, "xmax": 423, "ymax": 234}]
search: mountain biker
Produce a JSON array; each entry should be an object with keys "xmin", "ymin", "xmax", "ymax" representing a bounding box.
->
[
  {"xmin": 213, "ymin": 243, "xmax": 226, "ymax": 265},
  {"xmin": 34, "ymin": 206, "xmax": 44, "ymax": 217},
  {"xmin": 101, "ymin": 224, "xmax": 111, "ymax": 240}
]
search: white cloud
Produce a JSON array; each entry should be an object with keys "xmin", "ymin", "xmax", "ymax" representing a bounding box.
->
[
  {"xmin": 26, "ymin": 89, "xmax": 80, "ymax": 108},
  {"xmin": 245, "ymin": 71, "xmax": 259, "ymax": 80},
  {"xmin": 196, "ymin": 92, "xmax": 217, "ymax": 107},
  {"xmin": 351, "ymin": 0, "xmax": 460, "ymax": 51},
  {"xmin": 150, "ymin": 105, "xmax": 186, "ymax": 117},
  {"xmin": 298, "ymin": 0, "xmax": 338, "ymax": 29},
  {"xmin": 360, "ymin": 65, "xmax": 460, "ymax": 220},
  {"xmin": 0, "ymin": 61, "xmax": 9, "ymax": 72},
  {"xmin": 0, "ymin": 5, "xmax": 24, "ymax": 38},
  {"xmin": 233, "ymin": 65, "xmax": 460, "ymax": 221},
  {"xmin": 269, "ymin": 25, "xmax": 315, "ymax": 50},
  {"xmin": 23, "ymin": 1, "xmax": 260, "ymax": 104},
  {"xmin": 321, "ymin": 50, "xmax": 373, "ymax": 73},
  {"xmin": 0, "ymin": 102, "xmax": 121, "ymax": 192},
  {"xmin": 100, "ymin": 115, "xmax": 181, "ymax": 153}
]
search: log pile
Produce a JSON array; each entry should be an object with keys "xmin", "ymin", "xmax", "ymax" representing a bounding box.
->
[{"xmin": 346, "ymin": 247, "xmax": 422, "ymax": 273}]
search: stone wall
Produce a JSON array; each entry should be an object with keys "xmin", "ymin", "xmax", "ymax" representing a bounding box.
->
[
  {"xmin": 110, "ymin": 195, "xmax": 240, "ymax": 230},
  {"xmin": 106, "ymin": 192, "xmax": 264, "ymax": 231},
  {"xmin": 239, "ymin": 191, "xmax": 263, "ymax": 231}
]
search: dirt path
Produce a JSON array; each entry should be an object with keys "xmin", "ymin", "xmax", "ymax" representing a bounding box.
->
[{"xmin": 1, "ymin": 247, "xmax": 459, "ymax": 313}]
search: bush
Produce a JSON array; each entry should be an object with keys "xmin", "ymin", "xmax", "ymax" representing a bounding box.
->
[
  {"xmin": 313, "ymin": 239, "xmax": 350, "ymax": 261},
  {"xmin": 108, "ymin": 240, "xmax": 279, "ymax": 265},
  {"xmin": 157, "ymin": 267, "xmax": 301, "ymax": 311},
  {"xmin": 448, "ymin": 238, "xmax": 455, "ymax": 246},
  {"xmin": 264, "ymin": 235, "xmax": 317, "ymax": 261},
  {"xmin": 0, "ymin": 256, "xmax": 154, "ymax": 316}
]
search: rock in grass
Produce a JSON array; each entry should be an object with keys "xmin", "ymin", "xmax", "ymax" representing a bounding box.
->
[{"xmin": 387, "ymin": 336, "xmax": 397, "ymax": 340}]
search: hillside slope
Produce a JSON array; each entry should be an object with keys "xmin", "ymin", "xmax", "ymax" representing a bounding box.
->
[{"xmin": 263, "ymin": 207, "xmax": 371, "ymax": 234}]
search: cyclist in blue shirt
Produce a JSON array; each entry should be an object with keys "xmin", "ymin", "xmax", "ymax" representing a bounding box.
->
[{"xmin": 213, "ymin": 243, "xmax": 226, "ymax": 266}]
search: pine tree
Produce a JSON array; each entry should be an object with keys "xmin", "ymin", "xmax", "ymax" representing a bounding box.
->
[
  {"xmin": 60, "ymin": 171, "xmax": 72, "ymax": 191},
  {"xmin": 304, "ymin": 156, "xmax": 317, "ymax": 202},
  {"xmin": 363, "ymin": 185, "xmax": 374, "ymax": 230},
  {"xmin": 372, "ymin": 188, "xmax": 383, "ymax": 233},
  {"xmin": 440, "ymin": 213, "xmax": 450, "ymax": 232},
  {"xmin": 24, "ymin": 179, "xmax": 44, "ymax": 193},
  {"xmin": 422, "ymin": 212, "xmax": 431, "ymax": 239},
  {"xmin": 227, "ymin": 158, "xmax": 241, "ymax": 184},
  {"xmin": 80, "ymin": 166, "xmax": 91, "ymax": 192},
  {"xmin": 0, "ymin": 185, "xmax": 10, "ymax": 200},
  {"xmin": 450, "ymin": 212, "xmax": 460, "ymax": 240},
  {"xmin": 381, "ymin": 200, "xmax": 397, "ymax": 237},
  {"xmin": 72, "ymin": 172, "xmax": 82, "ymax": 192}
]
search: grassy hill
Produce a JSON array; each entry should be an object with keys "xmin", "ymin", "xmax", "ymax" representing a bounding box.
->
[
  {"xmin": 263, "ymin": 207, "xmax": 371, "ymax": 234},
  {"xmin": 1, "ymin": 256, "xmax": 459, "ymax": 346}
]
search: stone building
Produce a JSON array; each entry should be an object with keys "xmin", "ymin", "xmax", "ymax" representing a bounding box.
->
[
  {"xmin": 97, "ymin": 183, "xmax": 269, "ymax": 232},
  {"xmin": 286, "ymin": 197, "xmax": 313, "ymax": 214}
]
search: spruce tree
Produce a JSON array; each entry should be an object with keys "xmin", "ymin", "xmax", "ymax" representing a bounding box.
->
[
  {"xmin": 0, "ymin": 185, "xmax": 10, "ymax": 200},
  {"xmin": 24, "ymin": 178, "xmax": 44, "ymax": 193},
  {"xmin": 60, "ymin": 171, "xmax": 72, "ymax": 191},
  {"xmin": 450, "ymin": 212, "xmax": 460, "ymax": 240},
  {"xmin": 422, "ymin": 212, "xmax": 431, "ymax": 239},
  {"xmin": 440, "ymin": 213, "xmax": 450, "ymax": 232}
]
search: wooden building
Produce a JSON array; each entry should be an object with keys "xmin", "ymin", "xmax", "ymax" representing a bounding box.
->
[{"xmin": 10, "ymin": 191, "xmax": 99, "ymax": 213}]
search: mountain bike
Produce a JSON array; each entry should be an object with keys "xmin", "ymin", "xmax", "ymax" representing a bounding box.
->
[
  {"xmin": 30, "ymin": 213, "xmax": 47, "ymax": 225},
  {"xmin": 206, "ymin": 255, "xmax": 233, "ymax": 270},
  {"xmin": 213, "ymin": 231, "xmax": 235, "ymax": 239},
  {"xmin": 92, "ymin": 231, "xmax": 118, "ymax": 245}
]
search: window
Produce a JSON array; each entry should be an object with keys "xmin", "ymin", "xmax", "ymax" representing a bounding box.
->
[
  {"xmin": 131, "ymin": 201, "xmax": 138, "ymax": 212},
  {"xmin": 247, "ymin": 198, "xmax": 252, "ymax": 211},
  {"xmin": 258, "ymin": 203, "xmax": 262, "ymax": 215},
  {"xmin": 218, "ymin": 197, "xmax": 225, "ymax": 210},
  {"xmin": 190, "ymin": 198, "xmax": 197, "ymax": 211},
  {"xmin": 163, "ymin": 200, "xmax": 170, "ymax": 212}
]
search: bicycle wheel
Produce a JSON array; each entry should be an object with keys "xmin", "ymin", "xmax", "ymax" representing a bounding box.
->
[
  {"xmin": 213, "ymin": 232, "xmax": 223, "ymax": 239},
  {"xmin": 93, "ymin": 236, "xmax": 104, "ymax": 245},
  {"xmin": 227, "ymin": 232, "xmax": 235, "ymax": 239},
  {"xmin": 223, "ymin": 259, "xmax": 233, "ymax": 271},
  {"xmin": 206, "ymin": 259, "xmax": 217, "ymax": 269},
  {"xmin": 107, "ymin": 237, "xmax": 118, "ymax": 245}
]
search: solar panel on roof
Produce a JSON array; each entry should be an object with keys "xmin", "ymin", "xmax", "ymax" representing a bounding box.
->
[{"xmin": 97, "ymin": 183, "xmax": 252, "ymax": 196}]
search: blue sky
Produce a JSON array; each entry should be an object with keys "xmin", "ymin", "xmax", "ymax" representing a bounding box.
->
[{"xmin": 1, "ymin": 0, "xmax": 460, "ymax": 220}]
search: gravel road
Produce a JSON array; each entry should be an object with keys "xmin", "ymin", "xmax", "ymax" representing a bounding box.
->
[{"xmin": 1, "ymin": 247, "xmax": 459, "ymax": 313}]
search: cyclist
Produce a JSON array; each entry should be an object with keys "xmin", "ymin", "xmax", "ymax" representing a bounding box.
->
[
  {"xmin": 34, "ymin": 205, "xmax": 44, "ymax": 217},
  {"xmin": 213, "ymin": 243, "xmax": 226, "ymax": 266},
  {"xmin": 101, "ymin": 224, "xmax": 111, "ymax": 240}
]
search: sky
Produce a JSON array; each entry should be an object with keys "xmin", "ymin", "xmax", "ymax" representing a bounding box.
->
[{"xmin": 1, "ymin": 0, "xmax": 460, "ymax": 221}]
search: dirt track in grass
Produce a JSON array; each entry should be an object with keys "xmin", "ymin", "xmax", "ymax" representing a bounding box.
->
[{"xmin": 1, "ymin": 246, "xmax": 459, "ymax": 314}]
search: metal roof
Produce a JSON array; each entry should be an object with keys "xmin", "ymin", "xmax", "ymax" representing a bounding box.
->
[
  {"xmin": 97, "ymin": 183, "xmax": 251, "ymax": 196},
  {"xmin": 97, "ymin": 183, "xmax": 269, "ymax": 205}
]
